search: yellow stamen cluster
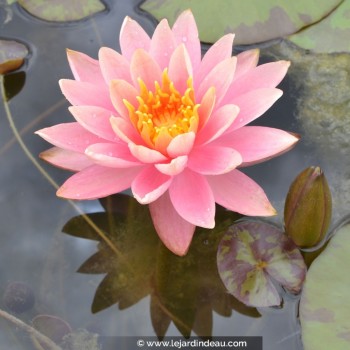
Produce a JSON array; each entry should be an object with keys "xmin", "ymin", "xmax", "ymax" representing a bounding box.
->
[{"xmin": 124, "ymin": 69, "xmax": 199, "ymax": 154}]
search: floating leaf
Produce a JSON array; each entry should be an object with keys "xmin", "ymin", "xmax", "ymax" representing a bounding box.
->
[
  {"xmin": 217, "ymin": 220, "xmax": 306, "ymax": 307},
  {"xmin": 0, "ymin": 39, "xmax": 28, "ymax": 75},
  {"xmin": 32, "ymin": 314, "xmax": 72, "ymax": 344},
  {"xmin": 18, "ymin": 0, "xmax": 106, "ymax": 22},
  {"xmin": 3, "ymin": 71, "xmax": 26, "ymax": 101},
  {"xmin": 290, "ymin": 0, "xmax": 350, "ymax": 53},
  {"xmin": 140, "ymin": 0, "xmax": 341, "ymax": 45},
  {"xmin": 300, "ymin": 223, "xmax": 350, "ymax": 350}
]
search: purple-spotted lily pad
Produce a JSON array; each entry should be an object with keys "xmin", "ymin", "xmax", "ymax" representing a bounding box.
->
[
  {"xmin": 217, "ymin": 220, "xmax": 306, "ymax": 307},
  {"xmin": 300, "ymin": 223, "xmax": 350, "ymax": 350},
  {"xmin": 0, "ymin": 39, "xmax": 28, "ymax": 75},
  {"xmin": 140, "ymin": 0, "xmax": 341, "ymax": 45},
  {"xmin": 289, "ymin": 0, "xmax": 350, "ymax": 53},
  {"xmin": 18, "ymin": 0, "xmax": 106, "ymax": 22}
]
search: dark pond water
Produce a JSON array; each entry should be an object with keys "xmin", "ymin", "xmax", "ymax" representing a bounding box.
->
[{"xmin": 1, "ymin": 0, "xmax": 349, "ymax": 349}]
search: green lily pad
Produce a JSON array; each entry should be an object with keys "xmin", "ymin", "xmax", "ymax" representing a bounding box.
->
[
  {"xmin": 140, "ymin": 0, "xmax": 341, "ymax": 45},
  {"xmin": 18, "ymin": 0, "xmax": 106, "ymax": 22},
  {"xmin": 290, "ymin": 0, "xmax": 350, "ymax": 53},
  {"xmin": 0, "ymin": 39, "xmax": 28, "ymax": 75},
  {"xmin": 300, "ymin": 223, "xmax": 350, "ymax": 350},
  {"xmin": 217, "ymin": 220, "xmax": 306, "ymax": 307}
]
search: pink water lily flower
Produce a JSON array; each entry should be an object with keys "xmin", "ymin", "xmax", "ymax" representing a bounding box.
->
[{"xmin": 36, "ymin": 10, "xmax": 298, "ymax": 256}]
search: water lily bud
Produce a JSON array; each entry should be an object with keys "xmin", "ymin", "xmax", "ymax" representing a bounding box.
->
[{"xmin": 284, "ymin": 166, "xmax": 332, "ymax": 248}]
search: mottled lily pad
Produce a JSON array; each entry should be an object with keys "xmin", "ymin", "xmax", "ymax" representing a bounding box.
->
[
  {"xmin": 18, "ymin": 0, "xmax": 106, "ymax": 22},
  {"xmin": 217, "ymin": 220, "xmax": 306, "ymax": 307},
  {"xmin": 140, "ymin": 0, "xmax": 341, "ymax": 45},
  {"xmin": 290, "ymin": 0, "xmax": 350, "ymax": 53},
  {"xmin": 0, "ymin": 39, "xmax": 28, "ymax": 75},
  {"xmin": 300, "ymin": 223, "xmax": 350, "ymax": 350}
]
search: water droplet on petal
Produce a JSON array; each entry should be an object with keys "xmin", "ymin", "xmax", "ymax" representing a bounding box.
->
[{"xmin": 182, "ymin": 36, "xmax": 187, "ymax": 42}]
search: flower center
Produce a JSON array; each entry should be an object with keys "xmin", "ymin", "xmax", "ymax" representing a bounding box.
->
[{"xmin": 124, "ymin": 69, "xmax": 199, "ymax": 154}]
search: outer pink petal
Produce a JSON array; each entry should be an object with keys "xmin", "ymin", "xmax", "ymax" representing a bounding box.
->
[
  {"xmin": 149, "ymin": 19, "xmax": 176, "ymax": 69},
  {"xmin": 168, "ymin": 44, "xmax": 193, "ymax": 95},
  {"xmin": 98, "ymin": 47, "xmax": 131, "ymax": 84},
  {"xmin": 224, "ymin": 60, "xmax": 290, "ymax": 100},
  {"xmin": 234, "ymin": 49, "xmax": 260, "ymax": 80},
  {"xmin": 195, "ymin": 34, "xmax": 234, "ymax": 86},
  {"xmin": 130, "ymin": 49, "xmax": 162, "ymax": 90},
  {"xmin": 66, "ymin": 49, "xmax": 105, "ymax": 85},
  {"xmin": 155, "ymin": 155, "xmax": 188, "ymax": 176},
  {"xmin": 195, "ymin": 104, "xmax": 239, "ymax": 145},
  {"xmin": 40, "ymin": 147, "xmax": 93, "ymax": 171},
  {"xmin": 167, "ymin": 132, "xmax": 195, "ymax": 158},
  {"xmin": 172, "ymin": 10, "xmax": 201, "ymax": 72},
  {"xmin": 169, "ymin": 169, "xmax": 215, "ymax": 228},
  {"xmin": 68, "ymin": 106, "xmax": 118, "ymax": 142},
  {"xmin": 149, "ymin": 191, "xmax": 196, "ymax": 256},
  {"xmin": 119, "ymin": 16, "xmax": 151, "ymax": 61},
  {"xmin": 129, "ymin": 143, "xmax": 168, "ymax": 163},
  {"xmin": 35, "ymin": 122, "xmax": 102, "ymax": 152},
  {"xmin": 131, "ymin": 166, "xmax": 172, "ymax": 204},
  {"xmin": 216, "ymin": 126, "xmax": 299, "ymax": 166},
  {"xmin": 110, "ymin": 116, "xmax": 144, "ymax": 144},
  {"xmin": 57, "ymin": 165, "xmax": 141, "ymax": 200},
  {"xmin": 226, "ymin": 88, "xmax": 283, "ymax": 131},
  {"xmin": 59, "ymin": 79, "xmax": 114, "ymax": 110},
  {"xmin": 188, "ymin": 145, "xmax": 242, "ymax": 175},
  {"xmin": 85, "ymin": 143, "xmax": 141, "ymax": 168},
  {"xmin": 110, "ymin": 79, "xmax": 138, "ymax": 120},
  {"xmin": 207, "ymin": 170, "xmax": 277, "ymax": 216},
  {"xmin": 197, "ymin": 57, "xmax": 237, "ymax": 105}
]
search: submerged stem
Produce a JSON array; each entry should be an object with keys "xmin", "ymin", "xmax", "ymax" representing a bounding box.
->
[{"xmin": 0, "ymin": 308, "xmax": 62, "ymax": 350}]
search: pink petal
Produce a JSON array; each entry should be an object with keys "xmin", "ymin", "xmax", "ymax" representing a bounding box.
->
[
  {"xmin": 85, "ymin": 142, "xmax": 141, "ymax": 168},
  {"xmin": 172, "ymin": 10, "xmax": 201, "ymax": 72},
  {"xmin": 68, "ymin": 106, "xmax": 118, "ymax": 142},
  {"xmin": 195, "ymin": 34, "xmax": 234, "ymax": 86},
  {"xmin": 188, "ymin": 145, "xmax": 242, "ymax": 175},
  {"xmin": 119, "ymin": 16, "xmax": 151, "ymax": 61},
  {"xmin": 40, "ymin": 147, "xmax": 93, "ymax": 171},
  {"xmin": 149, "ymin": 19, "xmax": 176, "ymax": 69},
  {"xmin": 224, "ymin": 60, "xmax": 290, "ymax": 100},
  {"xmin": 217, "ymin": 126, "xmax": 299, "ymax": 166},
  {"xmin": 195, "ymin": 104, "xmax": 239, "ymax": 145},
  {"xmin": 131, "ymin": 166, "xmax": 172, "ymax": 204},
  {"xmin": 234, "ymin": 49, "xmax": 260, "ymax": 80},
  {"xmin": 130, "ymin": 49, "xmax": 162, "ymax": 90},
  {"xmin": 57, "ymin": 165, "xmax": 141, "ymax": 200},
  {"xmin": 110, "ymin": 79, "xmax": 138, "ymax": 120},
  {"xmin": 207, "ymin": 170, "xmax": 277, "ymax": 216},
  {"xmin": 149, "ymin": 191, "xmax": 196, "ymax": 256},
  {"xmin": 35, "ymin": 122, "xmax": 102, "ymax": 152},
  {"xmin": 197, "ymin": 57, "xmax": 237, "ymax": 105},
  {"xmin": 169, "ymin": 169, "xmax": 215, "ymax": 228},
  {"xmin": 59, "ymin": 79, "xmax": 114, "ymax": 110},
  {"xmin": 110, "ymin": 116, "xmax": 144, "ymax": 144},
  {"xmin": 168, "ymin": 44, "xmax": 193, "ymax": 95},
  {"xmin": 66, "ymin": 49, "xmax": 105, "ymax": 85},
  {"xmin": 197, "ymin": 87, "xmax": 216, "ymax": 130},
  {"xmin": 98, "ymin": 47, "xmax": 131, "ymax": 84},
  {"xmin": 129, "ymin": 143, "xmax": 168, "ymax": 163},
  {"xmin": 155, "ymin": 155, "xmax": 188, "ymax": 176},
  {"xmin": 167, "ymin": 132, "xmax": 195, "ymax": 158},
  {"xmin": 226, "ymin": 88, "xmax": 283, "ymax": 131}
]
